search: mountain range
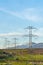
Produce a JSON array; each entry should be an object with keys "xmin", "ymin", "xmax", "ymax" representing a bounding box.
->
[{"xmin": 7, "ymin": 42, "xmax": 43, "ymax": 49}]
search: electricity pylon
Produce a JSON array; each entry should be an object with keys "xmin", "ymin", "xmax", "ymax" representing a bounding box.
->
[
  {"xmin": 25, "ymin": 26, "xmax": 37, "ymax": 48},
  {"xmin": 4, "ymin": 38, "xmax": 10, "ymax": 49},
  {"xmin": 4, "ymin": 38, "xmax": 8, "ymax": 49},
  {"xmin": 13, "ymin": 37, "xmax": 18, "ymax": 49},
  {"xmin": 7, "ymin": 40, "xmax": 10, "ymax": 49}
]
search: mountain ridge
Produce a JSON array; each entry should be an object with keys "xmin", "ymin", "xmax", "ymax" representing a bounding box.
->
[{"xmin": 7, "ymin": 42, "xmax": 43, "ymax": 49}]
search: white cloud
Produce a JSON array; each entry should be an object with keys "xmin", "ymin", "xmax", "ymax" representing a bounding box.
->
[
  {"xmin": 0, "ymin": 8, "xmax": 43, "ymax": 22},
  {"xmin": 0, "ymin": 32, "xmax": 24, "ymax": 37},
  {"xmin": 0, "ymin": 8, "xmax": 23, "ymax": 19},
  {"xmin": 21, "ymin": 8, "xmax": 43, "ymax": 22},
  {"xmin": 31, "ymin": 28, "xmax": 43, "ymax": 41},
  {"xmin": 36, "ymin": 28, "xmax": 43, "ymax": 37},
  {"xmin": 0, "ymin": 27, "xmax": 43, "ymax": 38}
]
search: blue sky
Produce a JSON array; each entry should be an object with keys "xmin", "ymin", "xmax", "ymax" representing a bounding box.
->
[{"xmin": 0, "ymin": 0, "xmax": 43, "ymax": 48}]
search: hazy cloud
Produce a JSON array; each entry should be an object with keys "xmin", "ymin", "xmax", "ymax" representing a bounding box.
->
[
  {"xmin": 0, "ymin": 32, "xmax": 24, "ymax": 37},
  {"xmin": 0, "ymin": 8, "xmax": 43, "ymax": 22},
  {"xmin": 21, "ymin": 8, "xmax": 43, "ymax": 22}
]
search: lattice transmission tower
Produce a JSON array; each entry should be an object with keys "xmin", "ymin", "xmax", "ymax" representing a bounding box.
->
[{"xmin": 25, "ymin": 26, "xmax": 37, "ymax": 48}]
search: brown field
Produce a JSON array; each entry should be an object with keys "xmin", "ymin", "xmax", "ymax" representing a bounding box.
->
[{"xmin": 1, "ymin": 48, "xmax": 43, "ymax": 54}]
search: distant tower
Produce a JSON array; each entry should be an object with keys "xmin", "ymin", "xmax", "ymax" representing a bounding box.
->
[
  {"xmin": 13, "ymin": 38, "xmax": 18, "ymax": 49},
  {"xmin": 4, "ymin": 38, "xmax": 8, "ymax": 49},
  {"xmin": 25, "ymin": 26, "xmax": 37, "ymax": 48},
  {"xmin": 4, "ymin": 38, "xmax": 10, "ymax": 49},
  {"xmin": 7, "ymin": 40, "xmax": 10, "ymax": 49}
]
